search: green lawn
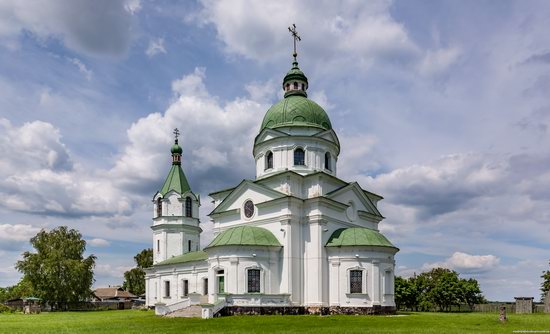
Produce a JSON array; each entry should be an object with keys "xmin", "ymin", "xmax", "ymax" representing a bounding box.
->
[{"xmin": 0, "ymin": 310, "xmax": 548, "ymax": 334}]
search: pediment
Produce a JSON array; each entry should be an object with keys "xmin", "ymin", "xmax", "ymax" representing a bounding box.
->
[
  {"xmin": 325, "ymin": 182, "xmax": 382, "ymax": 217},
  {"xmin": 254, "ymin": 128, "xmax": 289, "ymax": 146},
  {"xmin": 313, "ymin": 129, "xmax": 340, "ymax": 150},
  {"xmin": 209, "ymin": 180, "xmax": 286, "ymax": 215}
]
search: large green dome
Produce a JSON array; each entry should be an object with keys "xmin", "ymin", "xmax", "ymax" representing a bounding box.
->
[{"xmin": 260, "ymin": 95, "xmax": 332, "ymax": 131}]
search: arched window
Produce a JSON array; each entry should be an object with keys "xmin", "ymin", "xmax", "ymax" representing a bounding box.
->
[
  {"xmin": 325, "ymin": 152, "xmax": 331, "ymax": 171},
  {"xmin": 156, "ymin": 198, "xmax": 162, "ymax": 217},
  {"xmin": 293, "ymin": 82, "xmax": 298, "ymax": 89},
  {"xmin": 185, "ymin": 197, "xmax": 192, "ymax": 217},
  {"xmin": 294, "ymin": 148, "xmax": 305, "ymax": 166},
  {"xmin": 265, "ymin": 151, "xmax": 273, "ymax": 170},
  {"xmin": 188, "ymin": 240, "xmax": 192, "ymax": 252},
  {"xmin": 301, "ymin": 83, "xmax": 305, "ymax": 90},
  {"xmin": 285, "ymin": 83, "xmax": 290, "ymax": 91}
]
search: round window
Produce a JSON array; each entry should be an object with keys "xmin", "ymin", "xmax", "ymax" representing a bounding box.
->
[{"xmin": 244, "ymin": 200, "xmax": 255, "ymax": 218}]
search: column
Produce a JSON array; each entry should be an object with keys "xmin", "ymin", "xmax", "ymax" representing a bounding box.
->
[{"xmin": 372, "ymin": 260, "xmax": 380, "ymax": 305}]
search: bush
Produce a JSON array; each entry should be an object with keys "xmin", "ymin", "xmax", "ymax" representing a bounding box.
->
[{"xmin": 0, "ymin": 304, "xmax": 14, "ymax": 313}]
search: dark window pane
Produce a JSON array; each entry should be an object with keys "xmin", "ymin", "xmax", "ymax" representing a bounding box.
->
[
  {"xmin": 325, "ymin": 152, "xmax": 331, "ymax": 171},
  {"xmin": 183, "ymin": 280, "xmax": 189, "ymax": 296},
  {"xmin": 265, "ymin": 151, "xmax": 273, "ymax": 170},
  {"xmin": 165, "ymin": 281, "xmax": 171, "ymax": 297},
  {"xmin": 156, "ymin": 198, "xmax": 162, "ymax": 217},
  {"xmin": 248, "ymin": 269, "xmax": 261, "ymax": 293},
  {"xmin": 350, "ymin": 270, "xmax": 362, "ymax": 293},
  {"xmin": 185, "ymin": 197, "xmax": 192, "ymax": 217},
  {"xmin": 294, "ymin": 148, "xmax": 305, "ymax": 166}
]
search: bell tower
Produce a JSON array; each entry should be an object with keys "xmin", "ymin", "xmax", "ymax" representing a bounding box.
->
[{"xmin": 152, "ymin": 129, "xmax": 202, "ymax": 264}]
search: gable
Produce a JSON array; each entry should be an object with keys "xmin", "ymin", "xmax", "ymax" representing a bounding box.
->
[
  {"xmin": 313, "ymin": 129, "xmax": 340, "ymax": 153},
  {"xmin": 209, "ymin": 180, "xmax": 286, "ymax": 215},
  {"xmin": 254, "ymin": 128, "xmax": 289, "ymax": 146},
  {"xmin": 325, "ymin": 182, "xmax": 382, "ymax": 218}
]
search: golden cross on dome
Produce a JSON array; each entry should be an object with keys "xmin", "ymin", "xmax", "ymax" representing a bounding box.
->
[
  {"xmin": 288, "ymin": 23, "xmax": 301, "ymax": 61},
  {"xmin": 173, "ymin": 128, "xmax": 180, "ymax": 141}
]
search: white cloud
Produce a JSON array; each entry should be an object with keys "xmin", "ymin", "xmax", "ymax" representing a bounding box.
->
[
  {"xmin": 0, "ymin": 0, "xmax": 135, "ymax": 56},
  {"xmin": 124, "ymin": 0, "xmax": 141, "ymax": 15},
  {"xmin": 417, "ymin": 46, "xmax": 461, "ymax": 77},
  {"xmin": 197, "ymin": 0, "xmax": 418, "ymax": 66},
  {"xmin": 87, "ymin": 238, "xmax": 110, "ymax": 247},
  {"xmin": 145, "ymin": 37, "xmax": 167, "ymax": 57},
  {"xmin": 423, "ymin": 252, "xmax": 500, "ymax": 273},
  {"xmin": 110, "ymin": 67, "xmax": 267, "ymax": 194},
  {"xmin": 67, "ymin": 57, "xmax": 93, "ymax": 81},
  {"xmin": 0, "ymin": 118, "xmax": 132, "ymax": 217},
  {"xmin": 0, "ymin": 224, "xmax": 40, "ymax": 251}
]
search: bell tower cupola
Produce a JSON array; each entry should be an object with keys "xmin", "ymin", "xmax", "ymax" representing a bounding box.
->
[{"xmin": 151, "ymin": 128, "xmax": 202, "ymax": 265}]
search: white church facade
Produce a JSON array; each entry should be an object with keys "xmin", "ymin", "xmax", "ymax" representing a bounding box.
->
[{"xmin": 145, "ymin": 51, "xmax": 399, "ymax": 317}]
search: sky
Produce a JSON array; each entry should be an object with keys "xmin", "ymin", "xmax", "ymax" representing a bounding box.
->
[{"xmin": 0, "ymin": 0, "xmax": 549, "ymax": 302}]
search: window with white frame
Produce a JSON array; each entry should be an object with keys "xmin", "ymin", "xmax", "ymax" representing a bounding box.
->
[
  {"xmin": 265, "ymin": 151, "xmax": 273, "ymax": 170},
  {"xmin": 247, "ymin": 269, "xmax": 261, "ymax": 293},
  {"xmin": 294, "ymin": 148, "xmax": 305, "ymax": 166},
  {"xmin": 350, "ymin": 270, "xmax": 363, "ymax": 293}
]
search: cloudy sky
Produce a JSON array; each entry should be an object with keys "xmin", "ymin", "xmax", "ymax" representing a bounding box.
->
[{"xmin": 0, "ymin": 0, "xmax": 549, "ymax": 301}]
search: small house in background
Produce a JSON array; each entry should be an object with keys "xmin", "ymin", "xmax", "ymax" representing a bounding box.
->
[
  {"xmin": 514, "ymin": 297, "xmax": 534, "ymax": 314},
  {"xmin": 92, "ymin": 286, "xmax": 136, "ymax": 302}
]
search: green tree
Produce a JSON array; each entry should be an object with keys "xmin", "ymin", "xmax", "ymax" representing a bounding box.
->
[
  {"xmin": 15, "ymin": 226, "xmax": 96, "ymax": 310},
  {"xmin": 395, "ymin": 275, "xmax": 421, "ymax": 311},
  {"xmin": 417, "ymin": 268, "xmax": 462, "ymax": 312},
  {"xmin": 541, "ymin": 260, "xmax": 550, "ymax": 302},
  {"xmin": 459, "ymin": 278, "xmax": 484, "ymax": 310},
  {"xmin": 122, "ymin": 248, "xmax": 152, "ymax": 295}
]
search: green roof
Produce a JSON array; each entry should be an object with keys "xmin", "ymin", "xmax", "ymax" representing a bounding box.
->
[
  {"xmin": 206, "ymin": 226, "xmax": 281, "ymax": 249},
  {"xmin": 154, "ymin": 251, "xmax": 207, "ymax": 266},
  {"xmin": 260, "ymin": 95, "xmax": 332, "ymax": 131},
  {"xmin": 171, "ymin": 143, "xmax": 183, "ymax": 154},
  {"xmin": 160, "ymin": 164, "xmax": 191, "ymax": 196},
  {"xmin": 326, "ymin": 228, "xmax": 398, "ymax": 250}
]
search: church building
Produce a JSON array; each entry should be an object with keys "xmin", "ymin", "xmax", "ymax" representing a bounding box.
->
[{"xmin": 145, "ymin": 31, "xmax": 398, "ymax": 317}]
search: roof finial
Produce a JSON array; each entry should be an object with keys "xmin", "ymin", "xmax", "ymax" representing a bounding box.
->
[
  {"xmin": 288, "ymin": 24, "xmax": 301, "ymax": 64},
  {"xmin": 173, "ymin": 128, "xmax": 180, "ymax": 144}
]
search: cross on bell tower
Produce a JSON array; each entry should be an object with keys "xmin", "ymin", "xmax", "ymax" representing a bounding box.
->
[{"xmin": 173, "ymin": 128, "xmax": 180, "ymax": 143}]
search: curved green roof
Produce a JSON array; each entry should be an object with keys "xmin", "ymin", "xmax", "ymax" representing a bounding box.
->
[
  {"xmin": 283, "ymin": 61, "xmax": 308, "ymax": 88},
  {"xmin": 171, "ymin": 143, "xmax": 183, "ymax": 154},
  {"xmin": 206, "ymin": 226, "xmax": 281, "ymax": 249},
  {"xmin": 160, "ymin": 164, "xmax": 191, "ymax": 196},
  {"xmin": 326, "ymin": 228, "xmax": 398, "ymax": 250},
  {"xmin": 260, "ymin": 95, "xmax": 332, "ymax": 131},
  {"xmin": 154, "ymin": 251, "xmax": 207, "ymax": 266}
]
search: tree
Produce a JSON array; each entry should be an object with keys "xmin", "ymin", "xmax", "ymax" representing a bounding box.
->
[
  {"xmin": 15, "ymin": 226, "xmax": 96, "ymax": 310},
  {"xmin": 395, "ymin": 275, "xmax": 421, "ymax": 310},
  {"xmin": 416, "ymin": 268, "xmax": 461, "ymax": 312},
  {"xmin": 459, "ymin": 278, "xmax": 484, "ymax": 310},
  {"xmin": 541, "ymin": 260, "xmax": 550, "ymax": 302},
  {"xmin": 122, "ymin": 248, "xmax": 152, "ymax": 295}
]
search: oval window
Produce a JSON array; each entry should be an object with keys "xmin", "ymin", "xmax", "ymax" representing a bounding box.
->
[{"xmin": 244, "ymin": 200, "xmax": 255, "ymax": 218}]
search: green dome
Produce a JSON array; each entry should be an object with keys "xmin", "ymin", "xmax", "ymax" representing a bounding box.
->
[
  {"xmin": 171, "ymin": 143, "xmax": 182, "ymax": 154},
  {"xmin": 326, "ymin": 228, "xmax": 398, "ymax": 250},
  {"xmin": 206, "ymin": 226, "xmax": 281, "ymax": 249},
  {"xmin": 260, "ymin": 95, "xmax": 332, "ymax": 131}
]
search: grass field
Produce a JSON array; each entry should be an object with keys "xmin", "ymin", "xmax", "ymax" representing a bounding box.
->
[{"xmin": 0, "ymin": 310, "xmax": 548, "ymax": 334}]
